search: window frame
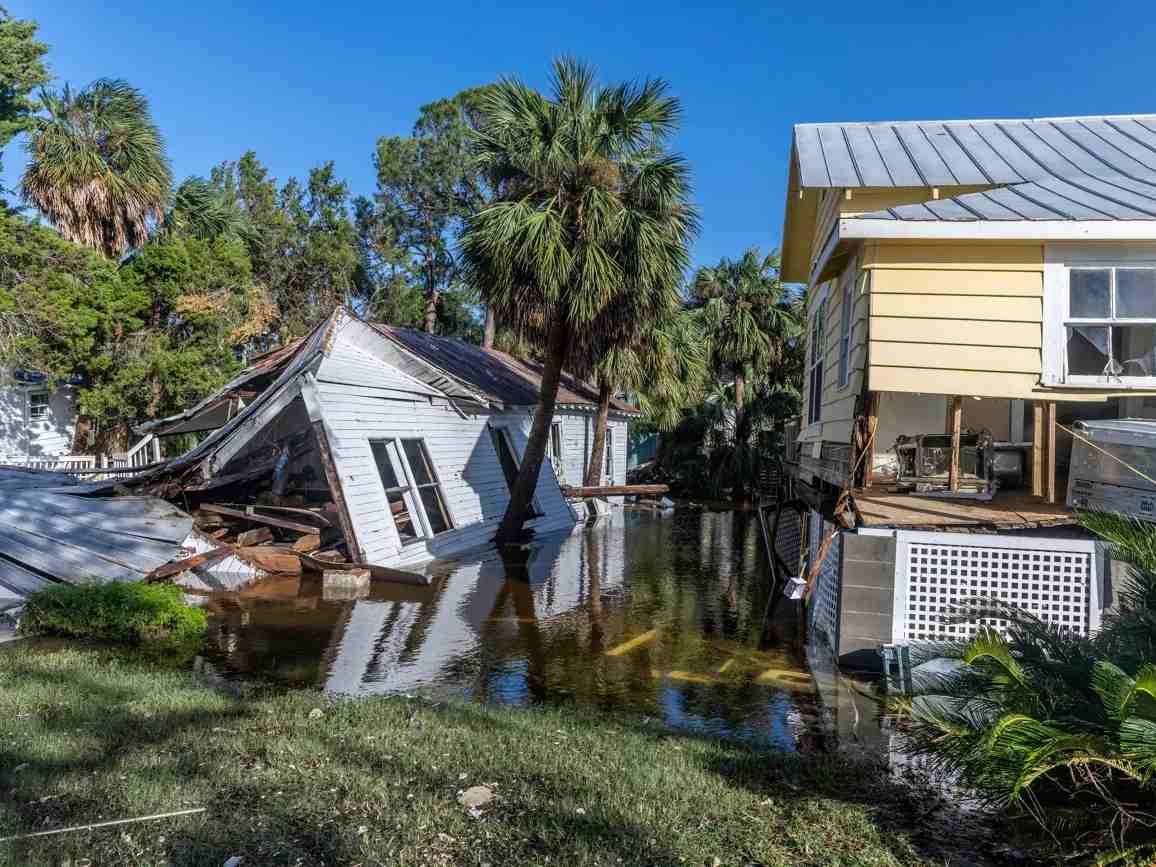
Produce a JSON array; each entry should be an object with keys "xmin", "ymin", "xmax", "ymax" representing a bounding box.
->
[
  {"xmin": 369, "ymin": 437, "xmax": 455, "ymax": 546},
  {"xmin": 837, "ymin": 275, "xmax": 853, "ymax": 388},
  {"xmin": 806, "ymin": 295, "xmax": 827, "ymax": 425},
  {"xmin": 27, "ymin": 391, "xmax": 49, "ymax": 423},
  {"xmin": 489, "ymin": 423, "xmax": 544, "ymax": 518},
  {"xmin": 1043, "ymin": 246, "xmax": 1156, "ymax": 389},
  {"xmin": 549, "ymin": 420, "xmax": 564, "ymax": 468},
  {"xmin": 603, "ymin": 427, "xmax": 614, "ymax": 480}
]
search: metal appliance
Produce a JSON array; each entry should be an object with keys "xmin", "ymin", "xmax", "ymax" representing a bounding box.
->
[{"xmin": 1067, "ymin": 419, "xmax": 1156, "ymax": 521}]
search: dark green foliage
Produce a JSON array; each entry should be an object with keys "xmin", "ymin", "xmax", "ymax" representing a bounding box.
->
[
  {"xmin": 20, "ymin": 581, "xmax": 206, "ymax": 653},
  {"xmin": 360, "ymin": 86, "xmax": 493, "ymax": 336},
  {"xmin": 0, "ymin": 5, "xmax": 48, "ymax": 183},
  {"xmin": 895, "ymin": 511, "xmax": 1156, "ymax": 861}
]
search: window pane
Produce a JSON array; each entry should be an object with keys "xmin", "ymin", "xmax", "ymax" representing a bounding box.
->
[
  {"xmin": 1116, "ymin": 269, "xmax": 1156, "ymax": 318},
  {"xmin": 419, "ymin": 486, "xmax": 451, "ymax": 534},
  {"xmin": 1114, "ymin": 324, "xmax": 1156, "ymax": 377},
  {"xmin": 1066, "ymin": 326, "xmax": 1111, "ymax": 375},
  {"xmin": 387, "ymin": 491, "xmax": 419, "ymax": 541},
  {"xmin": 401, "ymin": 439, "xmax": 435, "ymax": 486},
  {"xmin": 370, "ymin": 440, "xmax": 400, "ymax": 488},
  {"xmin": 1069, "ymin": 269, "xmax": 1110, "ymax": 318}
]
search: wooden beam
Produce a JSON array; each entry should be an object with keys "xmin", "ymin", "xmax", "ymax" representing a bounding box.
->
[
  {"xmin": 948, "ymin": 396, "xmax": 963, "ymax": 492},
  {"xmin": 561, "ymin": 484, "xmax": 669, "ymax": 498},
  {"xmin": 1032, "ymin": 402, "xmax": 1044, "ymax": 498},
  {"xmin": 863, "ymin": 392, "xmax": 880, "ymax": 487},
  {"xmin": 311, "ymin": 419, "xmax": 365, "ymax": 563},
  {"xmin": 198, "ymin": 503, "xmax": 317, "ymax": 535},
  {"xmin": 147, "ymin": 546, "xmax": 234, "ymax": 582},
  {"xmin": 1045, "ymin": 401, "xmax": 1057, "ymax": 505}
]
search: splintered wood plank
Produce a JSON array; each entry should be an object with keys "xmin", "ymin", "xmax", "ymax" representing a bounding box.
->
[{"xmin": 199, "ymin": 504, "xmax": 317, "ymax": 534}]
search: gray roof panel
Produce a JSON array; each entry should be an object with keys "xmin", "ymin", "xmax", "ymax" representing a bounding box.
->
[{"xmin": 798, "ymin": 113, "xmax": 1156, "ymax": 222}]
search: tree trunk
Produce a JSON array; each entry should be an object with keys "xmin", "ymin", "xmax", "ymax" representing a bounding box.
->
[
  {"xmin": 583, "ymin": 377, "xmax": 613, "ymax": 487},
  {"xmin": 733, "ymin": 369, "xmax": 749, "ymax": 506},
  {"xmin": 482, "ymin": 306, "xmax": 496, "ymax": 349},
  {"xmin": 494, "ymin": 315, "xmax": 569, "ymax": 545},
  {"xmin": 423, "ymin": 289, "xmax": 439, "ymax": 334}
]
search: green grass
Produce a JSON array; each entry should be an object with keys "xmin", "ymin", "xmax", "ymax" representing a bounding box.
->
[
  {"xmin": 1, "ymin": 644, "xmax": 989, "ymax": 867},
  {"xmin": 19, "ymin": 582, "xmax": 206, "ymax": 654}
]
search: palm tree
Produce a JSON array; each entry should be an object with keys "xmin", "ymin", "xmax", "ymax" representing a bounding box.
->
[
  {"xmin": 22, "ymin": 78, "xmax": 171, "ymax": 259},
  {"xmin": 691, "ymin": 249, "xmax": 799, "ymax": 502},
  {"xmin": 461, "ymin": 59, "xmax": 696, "ymax": 544},
  {"xmin": 583, "ymin": 306, "xmax": 707, "ymax": 486}
]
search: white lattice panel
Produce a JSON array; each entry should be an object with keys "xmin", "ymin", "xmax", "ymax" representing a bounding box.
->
[
  {"xmin": 895, "ymin": 531, "xmax": 1100, "ymax": 643},
  {"xmin": 807, "ymin": 511, "xmax": 841, "ymax": 648}
]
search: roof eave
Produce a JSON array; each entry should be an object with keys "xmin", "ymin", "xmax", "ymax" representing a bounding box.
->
[
  {"xmin": 840, "ymin": 217, "xmax": 1156, "ymax": 241},
  {"xmin": 780, "ymin": 147, "xmax": 819, "ymax": 283}
]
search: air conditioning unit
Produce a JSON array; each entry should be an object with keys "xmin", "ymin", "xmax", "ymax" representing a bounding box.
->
[{"xmin": 1067, "ymin": 419, "xmax": 1156, "ymax": 521}]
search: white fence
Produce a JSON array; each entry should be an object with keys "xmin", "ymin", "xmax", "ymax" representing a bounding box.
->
[
  {"xmin": 891, "ymin": 530, "xmax": 1102, "ymax": 643},
  {"xmin": 3, "ymin": 434, "xmax": 161, "ymax": 480}
]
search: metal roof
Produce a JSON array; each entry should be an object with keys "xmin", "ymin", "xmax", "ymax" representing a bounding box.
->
[
  {"xmin": 0, "ymin": 476, "xmax": 193, "ymax": 602},
  {"xmin": 373, "ymin": 326, "xmax": 640, "ymax": 415},
  {"xmin": 794, "ymin": 114, "xmax": 1156, "ymax": 221}
]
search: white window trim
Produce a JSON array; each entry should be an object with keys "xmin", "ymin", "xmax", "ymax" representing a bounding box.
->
[
  {"xmin": 27, "ymin": 390, "xmax": 49, "ymax": 423},
  {"xmin": 1043, "ymin": 243, "xmax": 1156, "ymax": 389},
  {"xmin": 806, "ymin": 286, "xmax": 830, "ymax": 426},
  {"xmin": 836, "ymin": 275, "xmax": 853, "ymax": 389}
]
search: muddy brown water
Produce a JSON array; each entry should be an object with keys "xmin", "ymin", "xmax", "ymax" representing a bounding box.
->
[{"xmin": 197, "ymin": 508, "xmax": 888, "ymax": 753}]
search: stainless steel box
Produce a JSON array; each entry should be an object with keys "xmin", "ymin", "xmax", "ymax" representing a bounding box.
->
[{"xmin": 1067, "ymin": 419, "xmax": 1156, "ymax": 521}]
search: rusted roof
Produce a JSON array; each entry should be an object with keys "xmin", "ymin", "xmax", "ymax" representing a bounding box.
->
[{"xmin": 372, "ymin": 325, "xmax": 639, "ymax": 414}]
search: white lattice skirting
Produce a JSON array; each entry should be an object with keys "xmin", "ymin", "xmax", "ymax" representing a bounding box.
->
[{"xmin": 892, "ymin": 530, "xmax": 1102, "ymax": 643}]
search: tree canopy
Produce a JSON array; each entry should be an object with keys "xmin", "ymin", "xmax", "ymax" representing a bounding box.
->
[{"xmin": 0, "ymin": 6, "xmax": 48, "ymax": 184}]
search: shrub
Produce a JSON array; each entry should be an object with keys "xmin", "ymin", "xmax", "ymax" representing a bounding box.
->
[
  {"xmin": 892, "ymin": 511, "xmax": 1156, "ymax": 863},
  {"xmin": 20, "ymin": 581, "xmax": 207, "ymax": 653}
]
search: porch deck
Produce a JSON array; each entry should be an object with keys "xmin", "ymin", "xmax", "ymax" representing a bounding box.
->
[{"xmin": 852, "ymin": 484, "xmax": 1076, "ymax": 532}]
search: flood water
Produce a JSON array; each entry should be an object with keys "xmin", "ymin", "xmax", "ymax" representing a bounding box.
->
[{"xmin": 198, "ymin": 508, "xmax": 885, "ymax": 752}]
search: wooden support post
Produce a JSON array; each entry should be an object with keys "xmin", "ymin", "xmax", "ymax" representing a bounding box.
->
[
  {"xmin": 863, "ymin": 392, "xmax": 879, "ymax": 489},
  {"xmin": 948, "ymin": 396, "xmax": 963, "ymax": 492},
  {"xmin": 1045, "ymin": 401, "xmax": 1057, "ymax": 505},
  {"xmin": 1031, "ymin": 402, "xmax": 1044, "ymax": 498}
]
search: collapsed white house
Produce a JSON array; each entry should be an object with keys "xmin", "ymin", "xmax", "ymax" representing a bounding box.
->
[{"xmin": 140, "ymin": 307, "xmax": 639, "ymax": 572}]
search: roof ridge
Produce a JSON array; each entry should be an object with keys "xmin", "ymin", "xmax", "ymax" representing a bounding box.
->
[{"xmin": 797, "ymin": 113, "xmax": 1156, "ymax": 130}]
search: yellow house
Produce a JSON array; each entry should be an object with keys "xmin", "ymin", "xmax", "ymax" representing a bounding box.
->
[{"xmin": 777, "ymin": 114, "xmax": 1154, "ymax": 664}]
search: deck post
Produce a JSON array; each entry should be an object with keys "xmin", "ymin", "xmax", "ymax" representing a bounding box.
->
[
  {"xmin": 948, "ymin": 396, "xmax": 963, "ymax": 492},
  {"xmin": 863, "ymin": 392, "xmax": 879, "ymax": 488},
  {"xmin": 1032, "ymin": 402, "xmax": 1044, "ymax": 498},
  {"xmin": 1045, "ymin": 401, "xmax": 1057, "ymax": 505}
]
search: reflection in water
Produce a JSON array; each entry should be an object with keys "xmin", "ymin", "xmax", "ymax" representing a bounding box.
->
[{"xmin": 200, "ymin": 509, "xmax": 877, "ymax": 750}]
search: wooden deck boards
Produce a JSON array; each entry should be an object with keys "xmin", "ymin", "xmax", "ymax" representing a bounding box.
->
[{"xmin": 853, "ymin": 486, "xmax": 1075, "ymax": 531}]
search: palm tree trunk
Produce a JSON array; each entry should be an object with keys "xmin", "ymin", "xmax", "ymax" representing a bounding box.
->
[
  {"xmin": 733, "ymin": 368, "xmax": 749, "ymax": 506},
  {"xmin": 583, "ymin": 377, "xmax": 613, "ymax": 487},
  {"xmin": 482, "ymin": 307, "xmax": 495, "ymax": 349},
  {"xmin": 423, "ymin": 289, "xmax": 439, "ymax": 334},
  {"xmin": 495, "ymin": 315, "xmax": 569, "ymax": 545}
]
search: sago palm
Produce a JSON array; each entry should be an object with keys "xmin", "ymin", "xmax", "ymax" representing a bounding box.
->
[
  {"xmin": 22, "ymin": 78, "xmax": 171, "ymax": 258},
  {"xmin": 895, "ymin": 511, "xmax": 1156, "ymax": 861},
  {"xmin": 461, "ymin": 58, "xmax": 696, "ymax": 543}
]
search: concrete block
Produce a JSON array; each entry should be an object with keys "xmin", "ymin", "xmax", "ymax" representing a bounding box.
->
[
  {"xmin": 842, "ymin": 533, "xmax": 896, "ymax": 564},
  {"xmin": 840, "ymin": 561, "xmax": 895, "ymax": 590},
  {"xmin": 323, "ymin": 568, "xmax": 370, "ymax": 601},
  {"xmin": 839, "ymin": 610, "xmax": 892, "ymax": 645},
  {"xmin": 839, "ymin": 584, "xmax": 892, "ymax": 617}
]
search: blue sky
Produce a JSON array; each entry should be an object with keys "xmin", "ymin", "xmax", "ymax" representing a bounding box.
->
[{"xmin": 6, "ymin": 0, "xmax": 1156, "ymax": 270}]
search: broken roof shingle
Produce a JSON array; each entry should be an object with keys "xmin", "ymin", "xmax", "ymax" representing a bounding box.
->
[{"xmin": 794, "ymin": 114, "xmax": 1156, "ymax": 222}]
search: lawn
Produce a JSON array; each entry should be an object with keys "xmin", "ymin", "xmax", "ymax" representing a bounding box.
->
[{"xmin": 0, "ymin": 643, "xmax": 997, "ymax": 867}]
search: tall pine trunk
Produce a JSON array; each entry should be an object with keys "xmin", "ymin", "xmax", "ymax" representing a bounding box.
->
[
  {"xmin": 423, "ymin": 289, "xmax": 439, "ymax": 334},
  {"xmin": 495, "ymin": 316, "xmax": 569, "ymax": 545},
  {"xmin": 482, "ymin": 307, "xmax": 496, "ymax": 349},
  {"xmin": 584, "ymin": 377, "xmax": 613, "ymax": 487}
]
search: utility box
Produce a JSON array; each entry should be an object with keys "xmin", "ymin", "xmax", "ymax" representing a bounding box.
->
[{"xmin": 1068, "ymin": 419, "xmax": 1156, "ymax": 522}]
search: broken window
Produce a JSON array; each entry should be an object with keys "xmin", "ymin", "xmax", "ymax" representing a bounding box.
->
[
  {"xmin": 28, "ymin": 391, "xmax": 49, "ymax": 422},
  {"xmin": 1064, "ymin": 267, "xmax": 1156, "ymax": 380},
  {"xmin": 370, "ymin": 438, "xmax": 454, "ymax": 543},
  {"xmin": 401, "ymin": 438, "xmax": 453, "ymax": 535}
]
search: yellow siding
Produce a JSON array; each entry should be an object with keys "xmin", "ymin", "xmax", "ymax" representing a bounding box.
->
[
  {"xmin": 870, "ymin": 367, "xmax": 1042, "ymax": 399},
  {"xmin": 870, "ymin": 318, "xmax": 1040, "ymax": 348},
  {"xmin": 870, "ymin": 293, "xmax": 1041, "ymax": 322},
  {"xmin": 870, "ymin": 343, "xmax": 1041, "ymax": 374},
  {"xmin": 874, "ymin": 268, "xmax": 1042, "ymax": 296}
]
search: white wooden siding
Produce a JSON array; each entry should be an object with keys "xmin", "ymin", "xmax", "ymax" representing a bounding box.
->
[
  {"xmin": 548, "ymin": 412, "xmax": 630, "ymax": 493},
  {"xmin": 0, "ymin": 379, "xmax": 77, "ymax": 463},
  {"xmin": 314, "ymin": 341, "xmax": 577, "ymax": 569}
]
